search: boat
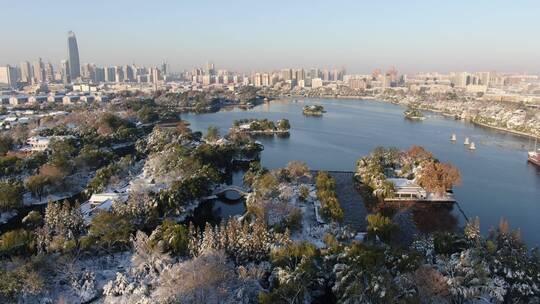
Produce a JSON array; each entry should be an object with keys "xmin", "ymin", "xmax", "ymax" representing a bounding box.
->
[
  {"xmin": 451, "ymin": 134, "xmax": 457, "ymax": 141},
  {"xmin": 464, "ymin": 137, "xmax": 470, "ymax": 145},
  {"xmin": 528, "ymin": 139, "xmax": 540, "ymax": 166},
  {"xmin": 469, "ymin": 142, "xmax": 476, "ymax": 150}
]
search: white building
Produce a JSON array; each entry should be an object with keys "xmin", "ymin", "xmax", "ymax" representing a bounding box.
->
[{"xmin": 311, "ymin": 78, "xmax": 323, "ymax": 88}]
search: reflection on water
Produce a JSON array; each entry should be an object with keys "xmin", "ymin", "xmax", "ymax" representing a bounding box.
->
[
  {"xmin": 411, "ymin": 203, "xmax": 460, "ymax": 234},
  {"xmin": 188, "ymin": 198, "xmax": 246, "ymax": 228}
]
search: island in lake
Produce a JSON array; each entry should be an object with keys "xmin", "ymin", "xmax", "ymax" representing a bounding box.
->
[
  {"xmin": 231, "ymin": 118, "xmax": 291, "ymax": 135},
  {"xmin": 404, "ymin": 106, "xmax": 425, "ymax": 120},
  {"xmin": 303, "ymin": 104, "xmax": 326, "ymax": 116}
]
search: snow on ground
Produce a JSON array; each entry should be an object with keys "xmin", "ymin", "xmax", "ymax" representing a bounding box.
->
[
  {"xmin": 271, "ymin": 183, "xmax": 336, "ymax": 248},
  {"xmin": 40, "ymin": 251, "xmax": 132, "ymax": 304}
]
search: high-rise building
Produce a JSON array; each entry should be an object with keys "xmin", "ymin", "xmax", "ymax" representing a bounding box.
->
[
  {"xmin": 322, "ymin": 70, "xmax": 330, "ymax": 82},
  {"xmin": 0, "ymin": 65, "xmax": 17, "ymax": 87},
  {"xmin": 114, "ymin": 66, "xmax": 124, "ymax": 82},
  {"xmin": 32, "ymin": 58, "xmax": 45, "ymax": 83},
  {"xmin": 123, "ymin": 65, "xmax": 134, "ymax": 82},
  {"xmin": 262, "ymin": 73, "xmax": 270, "ymax": 86},
  {"xmin": 151, "ymin": 67, "xmax": 161, "ymax": 84},
  {"xmin": 60, "ymin": 60, "xmax": 70, "ymax": 84},
  {"xmin": 19, "ymin": 61, "xmax": 32, "ymax": 83},
  {"xmin": 206, "ymin": 61, "xmax": 215, "ymax": 76},
  {"xmin": 67, "ymin": 31, "xmax": 81, "ymax": 81},
  {"xmin": 161, "ymin": 61, "xmax": 167, "ymax": 76},
  {"xmin": 45, "ymin": 62, "xmax": 55, "ymax": 82},
  {"xmin": 105, "ymin": 67, "xmax": 115, "ymax": 82},
  {"xmin": 253, "ymin": 73, "xmax": 262, "ymax": 87},
  {"xmin": 296, "ymin": 69, "xmax": 305, "ymax": 81},
  {"xmin": 281, "ymin": 68, "xmax": 292, "ymax": 81},
  {"xmin": 95, "ymin": 67, "xmax": 105, "ymax": 83}
]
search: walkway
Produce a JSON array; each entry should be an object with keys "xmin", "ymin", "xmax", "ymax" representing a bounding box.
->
[{"xmin": 212, "ymin": 185, "xmax": 250, "ymax": 196}]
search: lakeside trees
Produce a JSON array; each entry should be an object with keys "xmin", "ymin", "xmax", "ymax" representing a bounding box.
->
[
  {"xmin": 315, "ymin": 171, "xmax": 344, "ymax": 222},
  {"xmin": 232, "ymin": 118, "xmax": 291, "ymax": 134},
  {"xmin": 302, "ymin": 104, "xmax": 325, "ymax": 116},
  {"xmin": 417, "ymin": 161, "xmax": 461, "ymax": 195},
  {"xmin": 356, "ymin": 145, "xmax": 460, "ymax": 202},
  {"xmin": 0, "ymin": 180, "xmax": 24, "ymax": 211}
]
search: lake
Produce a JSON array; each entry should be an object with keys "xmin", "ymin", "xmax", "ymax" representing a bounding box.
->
[{"xmin": 183, "ymin": 98, "xmax": 540, "ymax": 246}]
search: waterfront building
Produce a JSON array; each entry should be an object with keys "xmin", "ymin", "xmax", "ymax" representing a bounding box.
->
[
  {"xmin": 311, "ymin": 78, "xmax": 323, "ymax": 88},
  {"xmin": 67, "ymin": 31, "xmax": 81, "ymax": 80},
  {"xmin": 348, "ymin": 77, "xmax": 367, "ymax": 90}
]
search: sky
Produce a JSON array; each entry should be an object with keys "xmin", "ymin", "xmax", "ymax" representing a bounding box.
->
[{"xmin": 2, "ymin": 0, "xmax": 540, "ymax": 74}]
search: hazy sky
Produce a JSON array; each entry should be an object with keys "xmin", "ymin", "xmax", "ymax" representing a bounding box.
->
[{"xmin": 2, "ymin": 0, "xmax": 540, "ymax": 74}]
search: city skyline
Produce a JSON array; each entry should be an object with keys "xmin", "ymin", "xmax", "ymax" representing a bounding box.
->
[{"xmin": 2, "ymin": 0, "xmax": 540, "ymax": 74}]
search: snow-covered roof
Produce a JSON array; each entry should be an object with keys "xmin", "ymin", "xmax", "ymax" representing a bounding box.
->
[
  {"xmin": 88, "ymin": 193, "xmax": 122, "ymax": 204},
  {"xmin": 387, "ymin": 178, "xmax": 420, "ymax": 189}
]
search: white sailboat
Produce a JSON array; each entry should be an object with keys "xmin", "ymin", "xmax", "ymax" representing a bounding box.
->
[
  {"xmin": 451, "ymin": 134, "xmax": 457, "ymax": 141},
  {"xmin": 464, "ymin": 137, "xmax": 470, "ymax": 145},
  {"xmin": 469, "ymin": 142, "xmax": 476, "ymax": 150}
]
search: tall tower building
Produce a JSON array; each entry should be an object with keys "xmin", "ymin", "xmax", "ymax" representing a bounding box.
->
[
  {"xmin": 61, "ymin": 60, "xmax": 70, "ymax": 84},
  {"xmin": 45, "ymin": 63, "xmax": 55, "ymax": 82},
  {"xmin": 67, "ymin": 31, "xmax": 81, "ymax": 81},
  {"xmin": 161, "ymin": 61, "xmax": 167, "ymax": 76},
  {"xmin": 33, "ymin": 58, "xmax": 45, "ymax": 83},
  {"xmin": 19, "ymin": 61, "xmax": 32, "ymax": 83},
  {"xmin": 0, "ymin": 65, "xmax": 17, "ymax": 87},
  {"xmin": 105, "ymin": 67, "xmax": 115, "ymax": 82}
]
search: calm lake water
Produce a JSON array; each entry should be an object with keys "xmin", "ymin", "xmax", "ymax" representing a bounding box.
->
[{"xmin": 183, "ymin": 99, "xmax": 540, "ymax": 246}]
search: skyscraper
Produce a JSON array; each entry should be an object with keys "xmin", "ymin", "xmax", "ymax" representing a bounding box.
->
[
  {"xmin": 33, "ymin": 58, "xmax": 45, "ymax": 83},
  {"xmin": 45, "ymin": 62, "xmax": 55, "ymax": 82},
  {"xmin": 0, "ymin": 65, "xmax": 17, "ymax": 87},
  {"xmin": 60, "ymin": 60, "xmax": 70, "ymax": 84},
  {"xmin": 19, "ymin": 61, "xmax": 32, "ymax": 83},
  {"xmin": 67, "ymin": 31, "xmax": 81, "ymax": 81}
]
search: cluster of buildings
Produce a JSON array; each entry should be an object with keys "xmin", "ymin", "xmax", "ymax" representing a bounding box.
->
[
  {"xmin": 1, "ymin": 31, "xmax": 540, "ymax": 105},
  {"xmin": 0, "ymin": 31, "xmax": 167, "ymax": 90}
]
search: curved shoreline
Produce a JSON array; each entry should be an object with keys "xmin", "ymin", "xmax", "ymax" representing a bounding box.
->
[{"xmin": 275, "ymin": 95, "xmax": 540, "ymax": 140}]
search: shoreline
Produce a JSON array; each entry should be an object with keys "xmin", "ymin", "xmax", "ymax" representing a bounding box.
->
[{"xmin": 276, "ymin": 95, "xmax": 540, "ymax": 140}]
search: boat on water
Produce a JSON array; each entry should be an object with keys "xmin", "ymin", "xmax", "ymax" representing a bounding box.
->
[
  {"xmin": 451, "ymin": 134, "xmax": 457, "ymax": 141},
  {"xmin": 469, "ymin": 142, "xmax": 476, "ymax": 150},
  {"xmin": 464, "ymin": 137, "xmax": 470, "ymax": 145},
  {"xmin": 528, "ymin": 139, "xmax": 540, "ymax": 166}
]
